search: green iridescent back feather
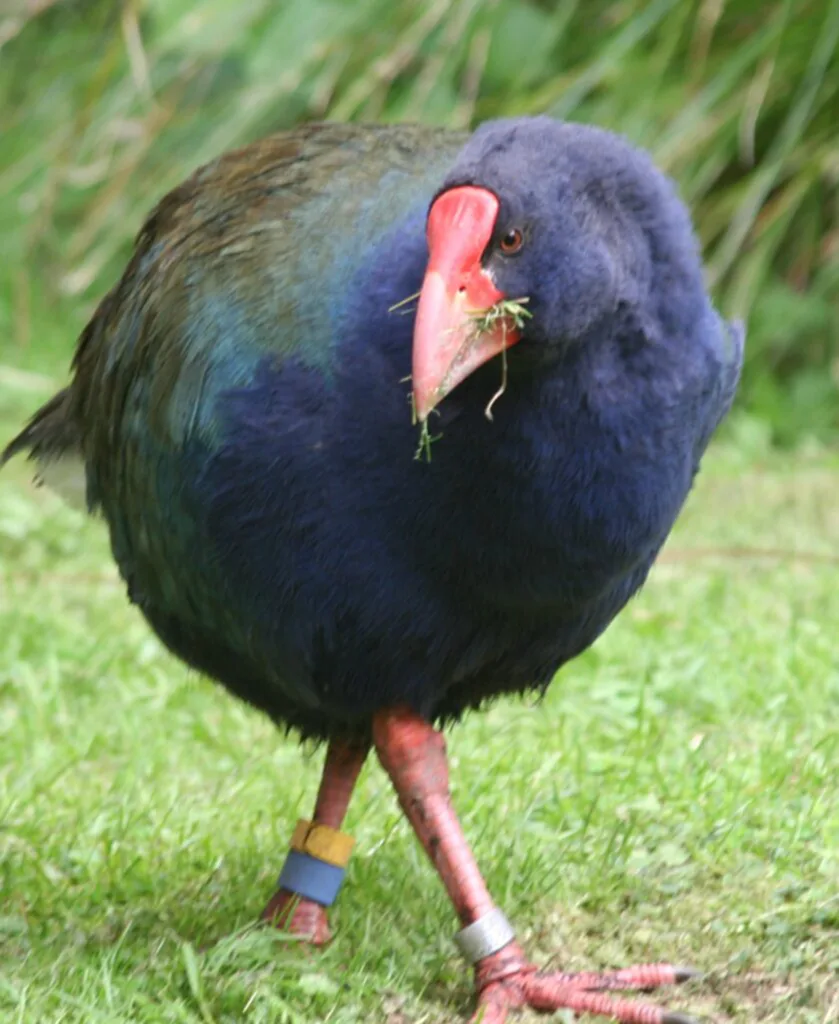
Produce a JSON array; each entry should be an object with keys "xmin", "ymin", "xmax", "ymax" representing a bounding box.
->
[{"xmin": 5, "ymin": 123, "xmax": 464, "ymax": 497}]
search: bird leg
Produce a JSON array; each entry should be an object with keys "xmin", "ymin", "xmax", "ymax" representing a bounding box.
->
[
  {"xmin": 262, "ymin": 738, "xmax": 368, "ymax": 944},
  {"xmin": 372, "ymin": 708, "xmax": 699, "ymax": 1024}
]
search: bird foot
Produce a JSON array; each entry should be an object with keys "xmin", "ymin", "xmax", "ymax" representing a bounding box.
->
[
  {"xmin": 260, "ymin": 889, "xmax": 331, "ymax": 945},
  {"xmin": 472, "ymin": 941, "xmax": 700, "ymax": 1024}
]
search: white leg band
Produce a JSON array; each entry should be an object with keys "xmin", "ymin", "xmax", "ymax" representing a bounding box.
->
[{"xmin": 453, "ymin": 908, "xmax": 516, "ymax": 964}]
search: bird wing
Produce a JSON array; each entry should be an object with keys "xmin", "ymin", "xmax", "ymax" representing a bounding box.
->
[{"xmin": 4, "ymin": 123, "xmax": 464, "ymax": 504}]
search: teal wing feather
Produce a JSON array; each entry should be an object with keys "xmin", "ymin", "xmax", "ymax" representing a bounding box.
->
[{"xmin": 56, "ymin": 123, "xmax": 463, "ymax": 501}]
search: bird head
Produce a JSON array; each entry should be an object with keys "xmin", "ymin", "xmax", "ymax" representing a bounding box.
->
[{"xmin": 412, "ymin": 117, "xmax": 693, "ymax": 422}]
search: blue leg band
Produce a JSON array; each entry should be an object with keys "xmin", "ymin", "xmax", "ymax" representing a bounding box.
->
[{"xmin": 277, "ymin": 849, "xmax": 346, "ymax": 906}]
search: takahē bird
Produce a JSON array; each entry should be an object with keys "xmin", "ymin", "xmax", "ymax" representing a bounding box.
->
[{"xmin": 4, "ymin": 118, "xmax": 743, "ymax": 1024}]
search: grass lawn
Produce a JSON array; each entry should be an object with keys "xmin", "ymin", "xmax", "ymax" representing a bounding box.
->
[{"xmin": 1, "ymin": 377, "xmax": 837, "ymax": 1024}]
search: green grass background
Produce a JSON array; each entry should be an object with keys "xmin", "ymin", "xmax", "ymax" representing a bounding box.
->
[{"xmin": 1, "ymin": 1, "xmax": 838, "ymax": 1022}]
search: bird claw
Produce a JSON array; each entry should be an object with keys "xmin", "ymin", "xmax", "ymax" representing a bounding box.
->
[
  {"xmin": 260, "ymin": 889, "xmax": 332, "ymax": 945},
  {"xmin": 535, "ymin": 962, "xmax": 702, "ymax": 993},
  {"xmin": 471, "ymin": 946, "xmax": 701, "ymax": 1024}
]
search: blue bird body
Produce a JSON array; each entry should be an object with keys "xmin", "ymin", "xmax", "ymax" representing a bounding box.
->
[
  {"xmin": 4, "ymin": 119, "xmax": 743, "ymax": 742},
  {"xmin": 4, "ymin": 117, "xmax": 745, "ymax": 1024}
]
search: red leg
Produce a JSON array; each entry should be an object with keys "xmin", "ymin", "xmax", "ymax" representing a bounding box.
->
[
  {"xmin": 373, "ymin": 709, "xmax": 699, "ymax": 1024},
  {"xmin": 262, "ymin": 739, "xmax": 368, "ymax": 944}
]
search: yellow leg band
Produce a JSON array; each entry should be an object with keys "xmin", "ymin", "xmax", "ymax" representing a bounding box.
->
[{"xmin": 290, "ymin": 819, "xmax": 355, "ymax": 868}]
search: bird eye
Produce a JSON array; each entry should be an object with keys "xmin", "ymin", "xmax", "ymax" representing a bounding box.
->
[{"xmin": 499, "ymin": 228, "xmax": 524, "ymax": 255}]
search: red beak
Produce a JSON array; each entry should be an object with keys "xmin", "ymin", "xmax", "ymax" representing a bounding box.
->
[{"xmin": 412, "ymin": 187, "xmax": 521, "ymax": 422}]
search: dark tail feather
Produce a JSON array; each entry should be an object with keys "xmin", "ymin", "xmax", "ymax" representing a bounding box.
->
[{"xmin": 1, "ymin": 388, "xmax": 80, "ymax": 466}]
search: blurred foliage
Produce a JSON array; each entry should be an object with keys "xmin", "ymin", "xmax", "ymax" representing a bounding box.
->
[{"xmin": 1, "ymin": 0, "xmax": 838, "ymax": 443}]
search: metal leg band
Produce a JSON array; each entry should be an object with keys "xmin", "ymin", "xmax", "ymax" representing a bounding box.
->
[
  {"xmin": 453, "ymin": 908, "xmax": 516, "ymax": 964},
  {"xmin": 277, "ymin": 849, "xmax": 346, "ymax": 907}
]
